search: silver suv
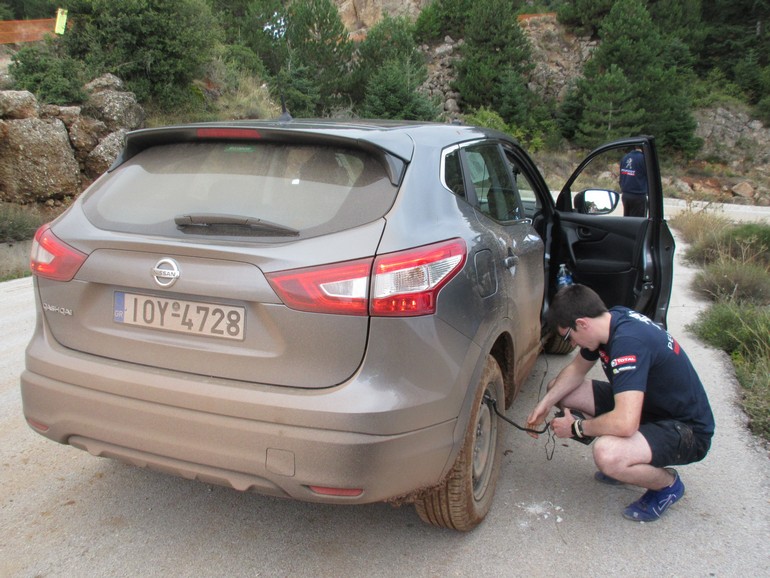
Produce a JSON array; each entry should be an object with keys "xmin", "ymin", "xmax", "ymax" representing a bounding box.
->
[{"xmin": 21, "ymin": 121, "xmax": 674, "ymax": 531}]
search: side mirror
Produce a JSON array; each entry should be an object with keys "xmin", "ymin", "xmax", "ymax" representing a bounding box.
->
[{"xmin": 574, "ymin": 189, "xmax": 620, "ymax": 215}]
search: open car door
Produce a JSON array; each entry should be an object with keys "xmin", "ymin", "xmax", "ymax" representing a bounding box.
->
[{"xmin": 549, "ymin": 136, "xmax": 675, "ymax": 340}]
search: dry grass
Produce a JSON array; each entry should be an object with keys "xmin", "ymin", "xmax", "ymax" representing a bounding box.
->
[
  {"xmin": 668, "ymin": 204, "xmax": 733, "ymax": 245},
  {"xmin": 673, "ymin": 207, "xmax": 770, "ymax": 442}
]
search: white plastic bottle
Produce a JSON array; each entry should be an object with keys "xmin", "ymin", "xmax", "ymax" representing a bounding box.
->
[{"xmin": 556, "ymin": 263, "xmax": 573, "ymax": 289}]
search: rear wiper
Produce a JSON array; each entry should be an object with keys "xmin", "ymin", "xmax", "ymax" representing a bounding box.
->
[{"xmin": 174, "ymin": 214, "xmax": 299, "ymax": 237}]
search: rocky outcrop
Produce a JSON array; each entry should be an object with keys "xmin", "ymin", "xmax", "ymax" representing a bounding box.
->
[
  {"xmin": 420, "ymin": 36, "xmax": 463, "ymax": 120},
  {"xmin": 335, "ymin": 0, "xmax": 428, "ymax": 31},
  {"xmin": 0, "ymin": 74, "xmax": 144, "ymax": 206},
  {"xmin": 519, "ymin": 13, "xmax": 595, "ymax": 102},
  {"xmin": 419, "ymin": 14, "xmax": 595, "ymax": 122},
  {"xmin": 695, "ymin": 107, "xmax": 770, "ymax": 167},
  {"xmin": 686, "ymin": 106, "xmax": 770, "ymax": 206}
]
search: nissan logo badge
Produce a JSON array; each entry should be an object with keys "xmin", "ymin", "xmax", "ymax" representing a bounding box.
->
[{"xmin": 152, "ymin": 258, "xmax": 180, "ymax": 287}]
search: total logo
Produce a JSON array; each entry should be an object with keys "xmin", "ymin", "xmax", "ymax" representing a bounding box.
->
[{"xmin": 611, "ymin": 355, "xmax": 637, "ymax": 367}]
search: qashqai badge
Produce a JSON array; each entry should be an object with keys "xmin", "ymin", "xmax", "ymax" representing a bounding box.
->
[{"xmin": 152, "ymin": 258, "xmax": 180, "ymax": 288}]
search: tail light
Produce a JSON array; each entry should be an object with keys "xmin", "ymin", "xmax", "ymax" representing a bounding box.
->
[
  {"xmin": 267, "ymin": 239, "xmax": 466, "ymax": 317},
  {"xmin": 266, "ymin": 259, "xmax": 372, "ymax": 315},
  {"xmin": 371, "ymin": 239, "xmax": 466, "ymax": 316},
  {"xmin": 30, "ymin": 224, "xmax": 88, "ymax": 281}
]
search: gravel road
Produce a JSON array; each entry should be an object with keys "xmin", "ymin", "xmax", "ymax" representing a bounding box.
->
[{"xmin": 1, "ymin": 238, "xmax": 769, "ymax": 577}]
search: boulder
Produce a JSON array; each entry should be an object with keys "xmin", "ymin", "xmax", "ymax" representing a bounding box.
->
[
  {"xmin": 84, "ymin": 73, "xmax": 125, "ymax": 93},
  {"xmin": 69, "ymin": 116, "xmax": 111, "ymax": 162},
  {"xmin": 732, "ymin": 181, "xmax": 755, "ymax": 199},
  {"xmin": 82, "ymin": 89, "xmax": 144, "ymax": 132},
  {"xmin": 0, "ymin": 74, "xmax": 144, "ymax": 204},
  {"xmin": 0, "ymin": 90, "xmax": 38, "ymax": 120},
  {"xmin": 0, "ymin": 117, "xmax": 81, "ymax": 203},
  {"xmin": 85, "ymin": 130, "xmax": 128, "ymax": 180}
]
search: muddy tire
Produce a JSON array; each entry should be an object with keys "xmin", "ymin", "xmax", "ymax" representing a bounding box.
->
[
  {"xmin": 414, "ymin": 355, "xmax": 504, "ymax": 531},
  {"xmin": 542, "ymin": 329, "xmax": 576, "ymax": 355}
]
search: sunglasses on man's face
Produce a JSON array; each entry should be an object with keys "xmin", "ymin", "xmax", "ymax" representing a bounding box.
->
[{"xmin": 562, "ymin": 326, "xmax": 573, "ymax": 343}]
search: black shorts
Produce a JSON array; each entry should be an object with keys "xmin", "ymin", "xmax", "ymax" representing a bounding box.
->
[{"xmin": 592, "ymin": 380, "xmax": 711, "ymax": 468}]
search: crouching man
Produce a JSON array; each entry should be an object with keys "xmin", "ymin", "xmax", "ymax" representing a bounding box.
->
[{"xmin": 527, "ymin": 284, "xmax": 714, "ymax": 522}]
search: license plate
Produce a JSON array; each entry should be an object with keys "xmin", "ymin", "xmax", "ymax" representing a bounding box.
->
[{"xmin": 114, "ymin": 292, "xmax": 245, "ymax": 341}]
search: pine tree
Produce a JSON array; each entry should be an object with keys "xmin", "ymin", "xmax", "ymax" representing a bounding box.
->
[
  {"xmin": 573, "ymin": 0, "xmax": 699, "ymax": 154},
  {"xmin": 285, "ymin": 0, "xmax": 353, "ymax": 115},
  {"xmin": 575, "ymin": 65, "xmax": 644, "ymax": 148},
  {"xmin": 453, "ymin": 0, "xmax": 531, "ymax": 112},
  {"xmin": 361, "ymin": 60, "xmax": 439, "ymax": 121},
  {"xmin": 351, "ymin": 15, "xmax": 425, "ymax": 106},
  {"xmin": 239, "ymin": 0, "xmax": 289, "ymax": 78}
]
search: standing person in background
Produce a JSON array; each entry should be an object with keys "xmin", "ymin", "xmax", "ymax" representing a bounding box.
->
[{"xmin": 619, "ymin": 146, "xmax": 648, "ymax": 217}]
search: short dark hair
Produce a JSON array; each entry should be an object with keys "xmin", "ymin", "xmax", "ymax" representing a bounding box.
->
[{"xmin": 547, "ymin": 284, "xmax": 608, "ymax": 331}]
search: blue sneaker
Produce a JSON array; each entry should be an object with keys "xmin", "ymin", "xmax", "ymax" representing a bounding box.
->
[{"xmin": 622, "ymin": 470, "xmax": 685, "ymax": 522}]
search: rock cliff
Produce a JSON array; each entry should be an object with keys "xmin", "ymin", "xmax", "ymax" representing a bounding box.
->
[{"xmin": 334, "ymin": 0, "xmax": 428, "ymax": 31}]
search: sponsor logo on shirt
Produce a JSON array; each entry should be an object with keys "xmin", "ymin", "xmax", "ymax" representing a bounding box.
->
[
  {"xmin": 611, "ymin": 354, "xmax": 637, "ymax": 374},
  {"xmin": 611, "ymin": 355, "xmax": 637, "ymax": 367},
  {"xmin": 613, "ymin": 365, "xmax": 636, "ymax": 374},
  {"xmin": 668, "ymin": 334, "xmax": 681, "ymax": 354}
]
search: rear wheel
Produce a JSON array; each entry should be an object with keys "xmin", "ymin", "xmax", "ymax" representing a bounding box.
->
[
  {"xmin": 414, "ymin": 355, "xmax": 504, "ymax": 531},
  {"xmin": 542, "ymin": 329, "xmax": 575, "ymax": 355}
]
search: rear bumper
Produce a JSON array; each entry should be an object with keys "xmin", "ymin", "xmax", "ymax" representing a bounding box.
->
[
  {"xmin": 21, "ymin": 369, "xmax": 456, "ymax": 503},
  {"xmin": 21, "ymin": 315, "xmax": 481, "ymax": 504}
]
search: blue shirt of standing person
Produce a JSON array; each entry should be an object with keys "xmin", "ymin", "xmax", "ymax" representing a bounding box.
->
[{"xmin": 619, "ymin": 147, "xmax": 648, "ymax": 217}]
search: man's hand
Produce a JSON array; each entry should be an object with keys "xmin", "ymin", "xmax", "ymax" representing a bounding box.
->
[
  {"xmin": 525, "ymin": 403, "xmax": 551, "ymax": 439},
  {"xmin": 551, "ymin": 408, "xmax": 576, "ymax": 439}
]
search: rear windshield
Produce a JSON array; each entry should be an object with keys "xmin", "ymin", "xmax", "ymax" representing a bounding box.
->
[{"xmin": 82, "ymin": 141, "xmax": 398, "ymax": 240}]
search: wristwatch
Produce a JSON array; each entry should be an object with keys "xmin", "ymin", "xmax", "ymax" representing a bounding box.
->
[{"xmin": 572, "ymin": 418, "xmax": 585, "ymax": 439}]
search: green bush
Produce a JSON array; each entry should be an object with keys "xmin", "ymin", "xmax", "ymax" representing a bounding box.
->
[
  {"xmin": 685, "ymin": 222, "xmax": 770, "ymax": 269},
  {"xmin": 2, "ymin": 0, "xmax": 56, "ymax": 18},
  {"xmin": 694, "ymin": 259, "xmax": 770, "ymax": 304},
  {"xmin": 351, "ymin": 15, "xmax": 424, "ymax": 106},
  {"xmin": 557, "ymin": 0, "xmax": 614, "ymax": 37},
  {"xmin": 734, "ymin": 353, "xmax": 770, "ymax": 440},
  {"xmin": 757, "ymin": 94, "xmax": 770, "ymax": 125},
  {"xmin": 272, "ymin": 63, "xmax": 321, "ymax": 119},
  {"xmin": 463, "ymin": 107, "xmax": 511, "ymax": 134},
  {"xmin": 688, "ymin": 282, "xmax": 770, "ymax": 442},
  {"xmin": 9, "ymin": 40, "xmax": 87, "ymax": 105},
  {"xmin": 61, "ymin": 0, "xmax": 221, "ymax": 107},
  {"xmin": 725, "ymin": 224, "xmax": 770, "ymax": 268},
  {"xmin": 360, "ymin": 60, "xmax": 439, "ymax": 121},
  {"xmin": 413, "ymin": 0, "xmax": 474, "ymax": 43},
  {"xmin": 412, "ymin": 1, "xmax": 444, "ymax": 43}
]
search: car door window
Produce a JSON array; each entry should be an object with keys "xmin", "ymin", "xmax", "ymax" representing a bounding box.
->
[
  {"xmin": 443, "ymin": 148, "xmax": 466, "ymax": 198},
  {"xmin": 464, "ymin": 143, "xmax": 523, "ymax": 222},
  {"xmin": 503, "ymin": 150, "xmax": 541, "ymax": 216}
]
